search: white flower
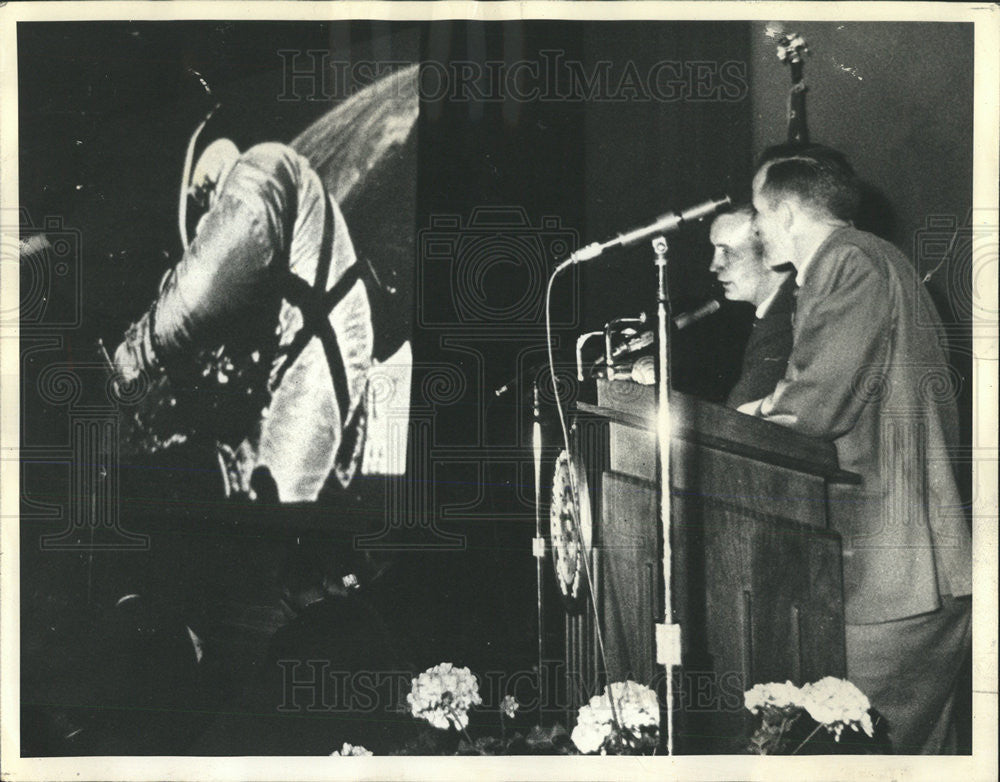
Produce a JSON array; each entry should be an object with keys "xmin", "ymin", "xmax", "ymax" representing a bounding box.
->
[
  {"xmin": 764, "ymin": 22, "xmax": 785, "ymax": 40},
  {"xmin": 743, "ymin": 680, "xmax": 802, "ymax": 715},
  {"xmin": 571, "ymin": 716, "xmax": 610, "ymax": 755},
  {"xmin": 331, "ymin": 742, "xmax": 372, "ymax": 756},
  {"xmin": 798, "ymin": 677, "xmax": 874, "ymax": 741},
  {"xmin": 500, "ymin": 695, "xmax": 520, "ymax": 720},
  {"xmin": 570, "ymin": 681, "xmax": 660, "ymax": 754},
  {"xmin": 406, "ymin": 663, "xmax": 482, "ymax": 731},
  {"xmin": 604, "ymin": 681, "xmax": 660, "ymax": 733}
]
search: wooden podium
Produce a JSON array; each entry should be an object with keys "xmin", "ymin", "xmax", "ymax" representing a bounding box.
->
[{"xmin": 562, "ymin": 379, "xmax": 857, "ymax": 753}]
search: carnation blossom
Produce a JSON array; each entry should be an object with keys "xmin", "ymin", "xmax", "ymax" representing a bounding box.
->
[
  {"xmin": 570, "ymin": 714, "xmax": 611, "ymax": 755},
  {"xmin": 501, "ymin": 695, "xmax": 520, "ymax": 720},
  {"xmin": 743, "ymin": 680, "xmax": 802, "ymax": 716},
  {"xmin": 407, "ymin": 663, "xmax": 483, "ymax": 731},
  {"xmin": 570, "ymin": 681, "xmax": 660, "ymax": 754},
  {"xmin": 798, "ymin": 677, "xmax": 874, "ymax": 741}
]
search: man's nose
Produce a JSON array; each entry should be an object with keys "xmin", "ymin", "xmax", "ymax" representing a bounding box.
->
[{"xmin": 709, "ymin": 249, "xmax": 726, "ymax": 273}]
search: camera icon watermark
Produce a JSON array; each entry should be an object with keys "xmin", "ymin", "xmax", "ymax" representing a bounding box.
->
[
  {"xmin": 912, "ymin": 211, "xmax": 998, "ymax": 335},
  {"xmin": 2, "ymin": 210, "xmax": 83, "ymax": 330},
  {"xmin": 418, "ymin": 207, "xmax": 580, "ymax": 333}
]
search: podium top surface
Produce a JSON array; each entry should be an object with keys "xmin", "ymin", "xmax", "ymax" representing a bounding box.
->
[{"xmin": 575, "ymin": 379, "xmax": 859, "ymax": 484}]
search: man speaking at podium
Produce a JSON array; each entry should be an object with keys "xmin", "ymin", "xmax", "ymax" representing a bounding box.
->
[
  {"xmin": 707, "ymin": 206, "xmax": 795, "ymax": 408},
  {"xmin": 743, "ymin": 147, "xmax": 973, "ymax": 754}
]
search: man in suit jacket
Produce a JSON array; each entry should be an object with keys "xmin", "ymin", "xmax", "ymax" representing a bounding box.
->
[
  {"xmin": 743, "ymin": 149, "xmax": 973, "ymax": 753},
  {"xmin": 708, "ymin": 207, "xmax": 795, "ymax": 408}
]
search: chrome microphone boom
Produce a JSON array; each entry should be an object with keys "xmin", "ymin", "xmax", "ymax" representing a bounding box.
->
[{"xmin": 568, "ymin": 195, "xmax": 732, "ymax": 264}]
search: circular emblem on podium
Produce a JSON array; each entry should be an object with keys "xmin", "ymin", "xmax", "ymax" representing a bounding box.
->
[{"xmin": 549, "ymin": 449, "xmax": 593, "ymax": 609}]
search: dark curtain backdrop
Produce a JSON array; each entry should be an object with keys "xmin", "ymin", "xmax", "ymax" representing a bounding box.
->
[
  {"xmin": 413, "ymin": 21, "xmax": 754, "ymax": 673},
  {"xmin": 579, "ymin": 22, "xmax": 754, "ymax": 399}
]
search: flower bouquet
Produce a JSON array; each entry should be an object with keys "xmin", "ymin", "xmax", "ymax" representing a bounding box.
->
[
  {"xmin": 389, "ymin": 662, "xmax": 573, "ymax": 755},
  {"xmin": 327, "ymin": 664, "xmax": 887, "ymax": 756},
  {"xmin": 570, "ymin": 681, "xmax": 660, "ymax": 755},
  {"xmin": 744, "ymin": 677, "xmax": 882, "ymax": 754},
  {"xmin": 337, "ymin": 663, "xmax": 660, "ymax": 756}
]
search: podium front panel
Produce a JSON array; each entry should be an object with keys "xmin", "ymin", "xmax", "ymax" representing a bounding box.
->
[{"xmin": 562, "ymin": 382, "xmax": 848, "ymax": 753}]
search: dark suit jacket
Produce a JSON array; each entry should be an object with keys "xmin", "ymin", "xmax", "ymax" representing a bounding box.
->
[
  {"xmin": 755, "ymin": 227, "xmax": 972, "ymax": 624},
  {"xmin": 726, "ymin": 275, "xmax": 796, "ymax": 409}
]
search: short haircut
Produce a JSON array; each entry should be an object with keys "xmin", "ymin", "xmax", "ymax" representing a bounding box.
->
[
  {"xmin": 756, "ymin": 142, "xmax": 855, "ymax": 173},
  {"xmin": 756, "ymin": 149, "xmax": 861, "ymax": 222}
]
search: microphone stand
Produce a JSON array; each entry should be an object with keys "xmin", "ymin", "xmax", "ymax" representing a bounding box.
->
[
  {"xmin": 532, "ymin": 383, "xmax": 546, "ymax": 715},
  {"xmin": 652, "ymin": 235, "xmax": 681, "ymax": 756}
]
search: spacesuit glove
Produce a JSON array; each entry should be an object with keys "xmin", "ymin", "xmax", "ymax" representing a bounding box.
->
[{"xmin": 112, "ymin": 311, "xmax": 161, "ymax": 385}]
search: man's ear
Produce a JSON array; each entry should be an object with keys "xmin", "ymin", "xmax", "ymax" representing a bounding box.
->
[{"xmin": 777, "ymin": 201, "xmax": 795, "ymax": 231}]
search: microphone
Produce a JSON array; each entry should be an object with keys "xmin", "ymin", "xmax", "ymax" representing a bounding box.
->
[
  {"xmin": 568, "ymin": 195, "xmax": 731, "ymax": 264},
  {"xmin": 672, "ymin": 298, "xmax": 721, "ymax": 330},
  {"xmin": 607, "ymin": 300, "xmax": 722, "ymax": 361}
]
